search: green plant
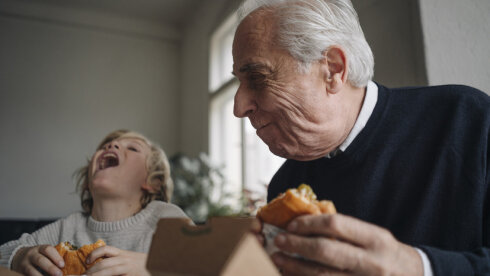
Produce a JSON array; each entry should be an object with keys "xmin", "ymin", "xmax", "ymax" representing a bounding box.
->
[{"xmin": 169, "ymin": 152, "xmax": 244, "ymax": 223}]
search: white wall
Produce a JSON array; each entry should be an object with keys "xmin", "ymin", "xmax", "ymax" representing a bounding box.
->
[
  {"xmin": 353, "ymin": 0, "xmax": 427, "ymax": 87},
  {"xmin": 0, "ymin": 1, "xmax": 181, "ymax": 218},
  {"xmin": 419, "ymin": 0, "xmax": 490, "ymax": 94}
]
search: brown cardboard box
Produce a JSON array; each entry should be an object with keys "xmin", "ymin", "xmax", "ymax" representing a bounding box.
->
[
  {"xmin": 0, "ymin": 266, "xmax": 23, "ymax": 276},
  {"xmin": 146, "ymin": 217, "xmax": 280, "ymax": 276}
]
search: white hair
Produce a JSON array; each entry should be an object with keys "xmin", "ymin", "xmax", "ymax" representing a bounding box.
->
[{"xmin": 237, "ymin": 0, "xmax": 374, "ymax": 87}]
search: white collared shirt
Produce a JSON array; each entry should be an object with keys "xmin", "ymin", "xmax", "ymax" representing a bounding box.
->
[
  {"xmin": 326, "ymin": 80, "xmax": 433, "ymax": 276},
  {"xmin": 339, "ymin": 80, "xmax": 378, "ymax": 152}
]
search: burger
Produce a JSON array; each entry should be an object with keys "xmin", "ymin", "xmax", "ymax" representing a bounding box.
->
[
  {"xmin": 257, "ymin": 184, "xmax": 336, "ymax": 229},
  {"xmin": 55, "ymin": 239, "xmax": 106, "ymax": 275}
]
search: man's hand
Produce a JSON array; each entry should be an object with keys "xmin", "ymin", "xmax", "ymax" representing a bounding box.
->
[
  {"xmin": 250, "ymin": 218, "xmax": 265, "ymax": 246},
  {"xmin": 85, "ymin": 246, "xmax": 150, "ymax": 276},
  {"xmin": 11, "ymin": 245, "xmax": 64, "ymax": 276},
  {"xmin": 271, "ymin": 214, "xmax": 423, "ymax": 275}
]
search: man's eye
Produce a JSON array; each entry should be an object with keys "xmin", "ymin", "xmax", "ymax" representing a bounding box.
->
[
  {"xmin": 247, "ymin": 74, "xmax": 267, "ymax": 90},
  {"xmin": 249, "ymin": 73, "xmax": 265, "ymax": 82}
]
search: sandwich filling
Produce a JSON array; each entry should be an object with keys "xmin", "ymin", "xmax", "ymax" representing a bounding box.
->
[{"xmin": 291, "ymin": 183, "xmax": 317, "ymax": 202}]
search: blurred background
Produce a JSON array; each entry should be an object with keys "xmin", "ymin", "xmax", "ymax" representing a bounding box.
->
[{"xmin": 0, "ymin": 0, "xmax": 489, "ymax": 228}]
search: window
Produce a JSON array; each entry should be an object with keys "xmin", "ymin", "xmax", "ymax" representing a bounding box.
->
[{"xmin": 209, "ymin": 13, "xmax": 284, "ymax": 208}]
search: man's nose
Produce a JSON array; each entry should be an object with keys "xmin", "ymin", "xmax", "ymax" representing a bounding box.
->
[
  {"xmin": 233, "ymin": 84, "xmax": 257, "ymax": 118},
  {"xmin": 106, "ymin": 141, "xmax": 120, "ymax": 150}
]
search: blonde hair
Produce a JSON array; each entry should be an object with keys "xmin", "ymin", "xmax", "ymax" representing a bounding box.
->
[{"xmin": 75, "ymin": 129, "xmax": 173, "ymax": 214}]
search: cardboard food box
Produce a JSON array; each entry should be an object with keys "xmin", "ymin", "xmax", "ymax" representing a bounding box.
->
[
  {"xmin": 0, "ymin": 266, "xmax": 23, "ymax": 276},
  {"xmin": 146, "ymin": 217, "xmax": 280, "ymax": 276}
]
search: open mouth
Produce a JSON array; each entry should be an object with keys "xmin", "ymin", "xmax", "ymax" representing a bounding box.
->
[{"xmin": 97, "ymin": 151, "xmax": 119, "ymax": 171}]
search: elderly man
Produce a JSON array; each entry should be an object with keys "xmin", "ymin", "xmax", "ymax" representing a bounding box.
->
[{"xmin": 232, "ymin": 0, "xmax": 489, "ymax": 275}]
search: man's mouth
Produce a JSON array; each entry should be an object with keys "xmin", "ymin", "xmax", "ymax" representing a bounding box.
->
[
  {"xmin": 256, "ymin": 123, "xmax": 270, "ymax": 132},
  {"xmin": 251, "ymin": 119, "xmax": 269, "ymax": 130},
  {"xmin": 97, "ymin": 151, "xmax": 119, "ymax": 171}
]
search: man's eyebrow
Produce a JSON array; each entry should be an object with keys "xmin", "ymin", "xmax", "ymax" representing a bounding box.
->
[{"xmin": 239, "ymin": 63, "xmax": 273, "ymax": 74}]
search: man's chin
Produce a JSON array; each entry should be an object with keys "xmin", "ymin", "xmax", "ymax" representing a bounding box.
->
[
  {"xmin": 260, "ymin": 131, "xmax": 313, "ymax": 160},
  {"xmin": 267, "ymin": 142, "xmax": 322, "ymax": 161},
  {"xmin": 266, "ymin": 140, "xmax": 295, "ymax": 159},
  {"xmin": 268, "ymin": 145, "xmax": 288, "ymax": 159}
]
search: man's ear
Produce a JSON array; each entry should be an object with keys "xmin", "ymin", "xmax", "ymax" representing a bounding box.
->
[{"xmin": 324, "ymin": 46, "xmax": 348, "ymax": 94}]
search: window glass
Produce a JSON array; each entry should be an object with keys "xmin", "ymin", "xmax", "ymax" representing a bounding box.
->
[
  {"xmin": 209, "ymin": 84, "xmax": 242, "ymax": 202},
  {"xmin": 209, "ymin": 13, "xmax": 238, "ymax": 92},
  {"xmin": 243, "ymin": 119, "xmax": 285, "ymax": 196}
]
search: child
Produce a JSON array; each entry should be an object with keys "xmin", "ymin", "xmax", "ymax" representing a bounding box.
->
[{"xmin": 1, "ymin": 129, "xmax": 188, "ymax": 276}]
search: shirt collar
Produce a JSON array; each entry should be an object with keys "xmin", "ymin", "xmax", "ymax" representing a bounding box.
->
[{"xmin": 326, "ymin": 80, "xmax": 378, "ymax": 158}]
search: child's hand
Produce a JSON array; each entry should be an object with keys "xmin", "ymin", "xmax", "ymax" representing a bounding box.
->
[
  {"xmin": 85, "ymin": 246, "xmax": 150, "ymax": 276},
  {"xmin": 12, "ymin": 245, "xmax": 64, "ymax": 276}
]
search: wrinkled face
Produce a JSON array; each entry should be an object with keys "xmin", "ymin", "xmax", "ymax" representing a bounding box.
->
[
  {"xmin": 89, "ymin": 137, "xmax": 151, "ymax": 201},
  {"xmin": 232, "ymin": 10, "xmax": 347, "ymax": 160}
]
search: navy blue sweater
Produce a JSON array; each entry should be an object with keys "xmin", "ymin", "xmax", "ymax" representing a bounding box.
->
[{"xmin": 268, "ymin": 84, "xmax": 490, "ymax": 275}]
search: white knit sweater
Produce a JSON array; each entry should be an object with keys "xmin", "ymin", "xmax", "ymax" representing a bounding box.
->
[{"xmin": 0, "ymin": 201, "xmax": 188, "ymax": 268}]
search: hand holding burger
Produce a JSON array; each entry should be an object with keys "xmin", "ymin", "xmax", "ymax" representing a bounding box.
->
[
  {"xmin": 257, "ymin": 184, "xmax": 337, "ymax": 228},
  {"xmin": 258, "ymin": 185, "xmax": 423, "ymax": 275},
  {"xmin": 11, "ymin": 240, "xmax": 106, "ymax": 276},
  {"xmin": 255, "ymin": 184, "xmax": 336, "ymax": 255},
  {"xmin": 55, "ymin": 240, "xmax": 105, "ymax": 275}
]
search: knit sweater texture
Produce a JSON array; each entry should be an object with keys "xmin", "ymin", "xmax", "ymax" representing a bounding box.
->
[
  {"xmin": 268, "ymin": 83, "xmax": 490, "ymax": 275},
  {"xmin": 0, "ymin": 201, "xmax": 188, "ymax": 268}
]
